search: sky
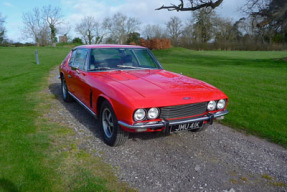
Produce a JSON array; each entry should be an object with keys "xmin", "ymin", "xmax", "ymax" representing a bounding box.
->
[{"xmin": 0, "ymin": 0, "xmax": 248, "ymax": 43}]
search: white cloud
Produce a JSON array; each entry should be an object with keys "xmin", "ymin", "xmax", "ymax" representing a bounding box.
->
[
  {"xmin": 62, "ymin": 0, "xmax": 247, "ymax": 30},
  {"xmin": 3, "ymin": 2, "xmax": 14, "ymax": 7},
  {"xmin": 62, "ymin": 0, "xmax": 111, "ymax": 21},
  {"xmin": 62, "ymin": 0, "xmax": 192, "ymax": 33}
]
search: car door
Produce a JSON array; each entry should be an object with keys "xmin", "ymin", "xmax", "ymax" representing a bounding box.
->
[
  {"xmin": 67, "ymin": 48, "xmax": 89, "ymax": 105},
  {"xmin": 65, "ymin": 50, "xmax": 77, "ymax": 94}
]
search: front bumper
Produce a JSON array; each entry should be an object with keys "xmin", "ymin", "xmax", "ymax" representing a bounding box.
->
[{"xmin": 118, "ymin": 109, "xmax": 229, "ymax": 129}]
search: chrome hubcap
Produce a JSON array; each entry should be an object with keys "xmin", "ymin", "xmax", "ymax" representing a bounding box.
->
[
  {"xmin": 62, "ymin": 80, "xmax": 67, "ymax": 98},
  {"xmin": 102, "ymin": 108, "xmax": 114, "ymax": 139}
]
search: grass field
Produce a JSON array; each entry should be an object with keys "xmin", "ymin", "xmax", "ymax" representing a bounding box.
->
[
  {"xmin": 0, "ymin": 46, "xmax": 286, "ymax": 191},
  {"xmin": 0, "ymin": 47, "xmax": 133, "ymax": 192},
  {"xmin": 153, "ymin": 48, "xmax": 287, "ymax": 148}
]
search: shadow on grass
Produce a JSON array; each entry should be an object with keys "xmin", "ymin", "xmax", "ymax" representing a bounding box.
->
[
  {"xmin": 0, "ymin": 178, "xmax": 19, "ymax": 192},
  {"xmin": 48, "ymin": 82, "xmax": 166, "ymax": 145}
]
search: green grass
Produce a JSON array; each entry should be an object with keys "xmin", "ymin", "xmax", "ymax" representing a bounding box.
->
[
  {"xmin": 0, "ymin": 47, "xmax": 134, "ymax": 192},
  {"xmin": 153, "ymin": 47, "xmax": 287, "ymax": 148}
]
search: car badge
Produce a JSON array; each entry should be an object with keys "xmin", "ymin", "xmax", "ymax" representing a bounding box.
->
[{"xmin": 183, "ymin": 97, "xmax": 191, "ymax": 100}]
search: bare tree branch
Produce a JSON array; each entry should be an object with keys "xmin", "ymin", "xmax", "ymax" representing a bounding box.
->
[
  {"xmin": 103, "ymin": 13, "xmax": 141, "ymax": 44},
  {"xmin": 75, "ymin": 16, "xmax": 105, "ymax": 45},
  {"xmin": 22, "ymin": 8, "xmax": 49, "ymax": 45},
  {"xmin": 245, "ymin": 0, "xmax": 287, "ymax": 32},
  {"xmin": 166, "ymin": 16, "xmax": 183, "ymax": 46},
  {"xmin": 156, "ymin": 0, "xmax": 223, "ymax": 11}
]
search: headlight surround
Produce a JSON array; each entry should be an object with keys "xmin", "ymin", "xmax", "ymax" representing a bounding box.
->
[
  {"xmin": 134, "ymin": 109, "xmax": 146, "ymax": 121},
  {"xmin": 207, "ymin": 100, "xmax": 216, "ymax": 111},
  {"xmin": 147, "ymin": 108, "xmax": 159, "ymax": 120},
  {"xmin": 217, "ymin": 99, "xmax": 226, "ymax": 110}
]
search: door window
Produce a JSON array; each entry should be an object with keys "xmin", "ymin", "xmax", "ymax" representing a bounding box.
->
[{"xmin": 69, "ymin": 49, "xmax": 89, "ymax": 70}]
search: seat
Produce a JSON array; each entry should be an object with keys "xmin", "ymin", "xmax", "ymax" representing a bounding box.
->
[
  {"xmin": 106, "ymin": 58, "xmax": 121, "ymax": 68},
  {"xmin": 122, "ymin": 55, "xmax": 133, "ymax": 66}
]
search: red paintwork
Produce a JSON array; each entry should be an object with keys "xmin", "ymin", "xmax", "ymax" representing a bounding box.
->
[{"xmin": 60, "ymin": 45, "xmax": 228, "ymax": 132}]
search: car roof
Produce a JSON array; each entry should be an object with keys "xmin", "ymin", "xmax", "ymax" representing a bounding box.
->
[{"xmin": 74, "ymin": 44, "xmax": 146, "ymax": 49}]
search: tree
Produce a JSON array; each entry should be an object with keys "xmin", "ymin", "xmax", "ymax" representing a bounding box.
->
[
  {"xmin": 126, "ymin": 32, "xmax": 140, "ymax": 45},
  {"xmin": 166, "ymin": 16, "xmax": 183, "ymax": 46},
  {"xmin": 142, "ymin": 24, "xmax": 167, "ymax": 39},
  {"xmin": 181, "ymin": 10, "xmax": 239, "ymax": 49},
  {"xmin": 180, "ymin": 19, "xmax": 194, "ymax": 47},
  {"xmin": 0, "ymin": 13, "xmax": 6, "ymax": 45},
  {"xmin": 245, "ymin": 0, "xmax": 287, "ymax": 30},
  {"xmin": 58, "ymin": 21, "xmax": 72, "ymax": 42},
  {"xmin": 104, "ymin": 13, "xmax": 141, "ymax": 44},
  {"xmin": 22, "ymin": 8, "xmax": 50, "ymax": 46},
  {"xmin": 75, "ymin": 16, "xmax": 104, "ymax": 44},
  {"xmin": 22, "ymin": 5, "xmax": 62, "ymax": 46},
  {"xmin": 244, "ymin": 0, "xmax": 287, "ymax": 43},
  {"xmin": 42, "ymin": 5, "xmax": 63, "ymax": 46},
  {"xmin": 72, "ymin": 37, "xmax": 83, "ymax": 44},
  {"xmin": 156, "ymin": 0, "xmax": 223, "ymax": 11},
  {"xmin": 192, "ymin": 8, "xmax": 216, "ymax": 43},
  {"xmin": 213, "ymin": 17, "xmax": 237, "ymax": 43}
]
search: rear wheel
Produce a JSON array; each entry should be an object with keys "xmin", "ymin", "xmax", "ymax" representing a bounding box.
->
[
  {"xmin": 61, "ymin": 76, "xmax": 73, "ymax": 102},
  {"xmin": 100, "ymin": 101, "xmax": 128, "ymax": 146}
]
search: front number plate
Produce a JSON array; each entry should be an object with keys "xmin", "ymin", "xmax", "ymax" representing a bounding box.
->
[{"xmin": 170, "ymin": 121, "xmax": 203, "ymax": 132}]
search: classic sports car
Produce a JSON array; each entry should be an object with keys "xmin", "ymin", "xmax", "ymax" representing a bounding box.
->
[{"xmin": 59, "ymin": 45, "xmax": 229, "ymax": 146}]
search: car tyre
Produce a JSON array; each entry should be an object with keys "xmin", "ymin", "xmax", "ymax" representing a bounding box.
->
[
  {"xmin": 100, "ymin": 101, "xmax": 129, "ymax": 146},
  {"xmin": 61, "ymin": 77, "xmax": 73, "ymax": 102}
]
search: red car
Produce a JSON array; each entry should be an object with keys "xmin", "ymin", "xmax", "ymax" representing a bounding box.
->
[{"xmin": 59, "ymin": 45, "xmax": 229, "ymax": 146}]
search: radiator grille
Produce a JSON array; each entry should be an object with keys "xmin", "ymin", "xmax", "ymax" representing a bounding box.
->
[{"xmin": 160, "ymin": 102, "xmax": 207, "ymax": 119}]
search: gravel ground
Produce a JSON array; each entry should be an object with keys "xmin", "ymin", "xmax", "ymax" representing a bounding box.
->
[{"xmin": 46, "ymin": 68, "xmax": 287, "ymax": 192}]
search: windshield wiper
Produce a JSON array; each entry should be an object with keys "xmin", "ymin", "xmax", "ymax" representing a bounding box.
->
[
  {"xmin": 117, "ymin": 65, "xmax": 146, "ymax": 69},
  {"xmin": 90, "ymin": 66, "xmax": 111, "ymax": 71}
]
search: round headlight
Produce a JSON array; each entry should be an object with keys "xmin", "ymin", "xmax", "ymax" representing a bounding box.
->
[
  {"xmin": 207, "ymin": 101, "xmax": 216, "ymax": 111},
  {"xmin": 134, "ymin": 109, "xmax": 146, "ymax": 121},
  {"xmin": 147, "ymin": 108, "xmax": 159, "ymax": 120},
  {"xmin": 217, "ymin": 99, "xmax": 226, "ymax": 110}
]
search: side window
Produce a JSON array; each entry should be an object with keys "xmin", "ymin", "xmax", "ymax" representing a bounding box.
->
[
  {"xmin": 69, "ymin": 49, "xmax": 89, "ymax": 70},
  {"xmin": 68, "ymin": 50, "xmax": 77, "ymax": 66}
]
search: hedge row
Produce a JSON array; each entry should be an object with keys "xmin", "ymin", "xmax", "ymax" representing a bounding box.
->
[{"xmin": 139, "ymin": 38, "xmax": 171, "ymax": 49}]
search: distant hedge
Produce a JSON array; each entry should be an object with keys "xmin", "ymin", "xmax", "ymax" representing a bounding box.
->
[{"xmin": 139, "ymin": 38, "xmax": 171, "ymax": 50}]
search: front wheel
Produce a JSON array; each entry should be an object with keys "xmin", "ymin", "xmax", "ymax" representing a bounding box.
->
[
  {"xmin": 61, "ymin": 76, "xmax": 73, "ymax": 102},
  {"xmin": 100, "ymin": 101, "xmax": 128, "ymax": 146}
]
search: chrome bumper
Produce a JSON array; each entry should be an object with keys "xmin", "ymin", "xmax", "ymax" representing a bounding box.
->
[{"xmin": 118, "ymin": 109, "xmax": 229, "ymax": 129}]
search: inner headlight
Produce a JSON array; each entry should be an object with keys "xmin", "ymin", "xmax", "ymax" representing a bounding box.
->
[
  {"xmin": 147, "ymin": 108, "xmax": 159, "ymax": 119},
  {"xmin": 217, "ymin": 99, "xmax": 226, "ymax": 110},
  {"xmin": 207, "ymin": 101, "xmax": 216, "ymax": 111},
  {"xmin": 134, "ymin": 109, "xmax": 146, "ymax": 121}
]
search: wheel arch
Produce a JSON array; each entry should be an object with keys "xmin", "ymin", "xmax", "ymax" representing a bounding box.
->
[
  {"xmin": 60, "ymin": 72, "xmax": 64, "ymax": 81},
  {"xmin": 96, "ymin": 93, "xmax": 135, "ymax": 125},
  {"xmin": 96, "ymin": 95, "xmax": 112, "ymax": 116}
]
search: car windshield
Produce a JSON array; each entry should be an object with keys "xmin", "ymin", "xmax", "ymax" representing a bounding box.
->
[{"xmin": 89, "ymin": 48, "xmax": 161, "ymax": 71}]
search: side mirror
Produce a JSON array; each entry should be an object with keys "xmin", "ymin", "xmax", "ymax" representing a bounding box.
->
[
  {"xmin": 71, "ymin": 65, "xmax": 79, "ymax": 70},
  {"xmin": 71, "ymin": 65, "xmax": 81, "ymax": 74}
]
